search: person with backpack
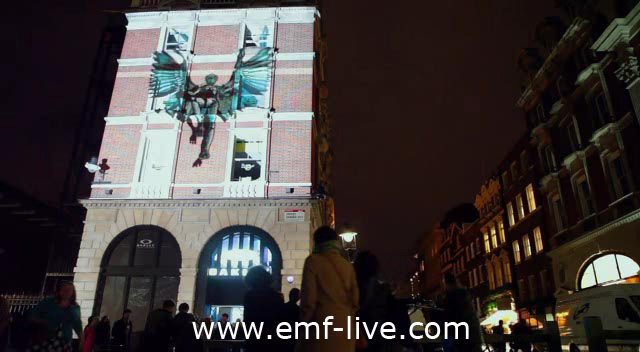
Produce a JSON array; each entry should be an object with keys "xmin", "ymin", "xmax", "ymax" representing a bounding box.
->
[{"xmin": 298, "ymin": 226, "xmax": 360, "ymax": 352}]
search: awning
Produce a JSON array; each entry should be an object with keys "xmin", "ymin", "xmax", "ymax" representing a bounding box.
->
[{"xmin": 480, "ymin": 309, "xmax": 518, "ymax": 327}]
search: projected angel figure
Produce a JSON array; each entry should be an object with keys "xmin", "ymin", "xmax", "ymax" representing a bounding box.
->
[{"xmin": 150, "ymin": 47, "xmax": 273, "ymax": 167}]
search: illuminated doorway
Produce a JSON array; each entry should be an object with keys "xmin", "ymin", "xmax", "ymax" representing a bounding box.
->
[{"xmin": 194, "ymin": 225, "xmax": 282, "ymax": 320}]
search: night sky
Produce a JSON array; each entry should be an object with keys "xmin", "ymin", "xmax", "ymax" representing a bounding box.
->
[{"xmin": 4, "ymin": 0, "xmax": 557, "ymax": 283}]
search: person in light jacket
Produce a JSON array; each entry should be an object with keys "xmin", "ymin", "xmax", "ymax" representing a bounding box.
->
[{"xmin": 297, "ymin": 226, "xmax": 359, "ymax": 352}]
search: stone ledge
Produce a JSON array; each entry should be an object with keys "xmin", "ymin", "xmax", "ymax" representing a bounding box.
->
[{"xmin": 81, "ymin": 198, "xmax": 320, "ymax": 209}]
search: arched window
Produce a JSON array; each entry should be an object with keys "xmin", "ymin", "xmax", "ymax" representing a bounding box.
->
[
  {"xmin": 96, "ymin": 226, "xmax": 181, "ymax": 333},
  {"xmin": 579, "ymin": 253, "xmax": 640, "ymax": 289},
  {"xmin": 207, "ymin": 230, "xmax": 273, "ymax": 277},
  {"xmin": 195, "ymin": 226, "xmax": 282, "ymax": 320}
]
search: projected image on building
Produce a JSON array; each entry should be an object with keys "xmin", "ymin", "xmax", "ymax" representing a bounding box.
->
[{"xmin": 149, "ymin": 37, "xmax": 273, "ymax": 167}]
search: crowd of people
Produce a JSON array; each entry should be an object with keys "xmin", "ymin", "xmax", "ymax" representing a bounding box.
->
[{"xmin": 1, "ymin": 226, "xmax": 539, "ymax": 352}]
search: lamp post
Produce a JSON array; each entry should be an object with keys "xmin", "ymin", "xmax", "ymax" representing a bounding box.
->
[{"xmin": 339, "ymin": 227, "xmax": 358, "ymax": 262}]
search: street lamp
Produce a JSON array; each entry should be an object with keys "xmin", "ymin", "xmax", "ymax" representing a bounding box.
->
[{"xmin": 339, "ymin": 225, "xmax": 358, "ymax": 262}]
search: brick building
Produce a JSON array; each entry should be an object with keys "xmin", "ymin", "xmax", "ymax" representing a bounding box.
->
[
  {"xmin": 515, "ymin": 1, "xmax": 640, "ymax": 299},
  {"xmin": 72, "ymin": 0, "xmax": 334, "ymax": 336},
  {"xmin": 417, "ymin": 224, "xmax": 445, "ymax": 301},
  {"xmin": 417, "ymin": 0, "xmax": 640, "ymax": 335},
  {"xmin": 471, "ymin": 178, "xmax": 518, "ymax": 328},
  {"xmin": 496, "ymin": 135, "xmax": 555, "ymax": 328}
]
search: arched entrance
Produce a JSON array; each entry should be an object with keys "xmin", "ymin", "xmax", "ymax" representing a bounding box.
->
[
  {"xmin": 95, "ymin": 225, "xmax": 181, "ymax": 334},
  {"xmin": 195, "ymin": 225, "xmax": 282, "ymax": 321}
]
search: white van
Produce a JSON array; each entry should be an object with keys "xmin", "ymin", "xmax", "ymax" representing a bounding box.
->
[{"xmin": 555, "ymin": 283, "xmax": 640, "ymax": 351}]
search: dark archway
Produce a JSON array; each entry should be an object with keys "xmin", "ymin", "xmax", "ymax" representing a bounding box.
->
[
  {"xmin": 94, "ymin": 225, "xmax": 182, "ymax": 333},
  {"xmin": 194, "ymin": 225, "xmax": 283, "ymax": 319}
]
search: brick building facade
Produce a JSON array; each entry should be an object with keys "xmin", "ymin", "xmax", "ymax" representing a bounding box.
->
[
  {"xmin": 418, "ymin": 0, "xmax": 640, "ymax": 332},
  {"xmin": 72, "ymin": 2, "xmax": 334, "ymax": 334},
  {"xmin": 516, "ymin": 1, "xmax": 640, "ymax": 300}
]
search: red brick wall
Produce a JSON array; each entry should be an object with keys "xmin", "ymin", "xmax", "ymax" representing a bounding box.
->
[
  {"xmin": 236, "ymin": 121, "xmax": 263, "ymax": 128},
  {"xmin": 276, "ymin": 23, "xmax": 314, "ymax": 53},
  {"xmin": 194, "ymin": 25, "xmax": 240, "ymax": 55},
  {"xmin": 173, "ymin": 122, "xmax": 230, "ymax": 184},
  {"xmin": 108, "ymin": 75, "xmax": 149, "ymax": 117},
  {"xmin": 272, "ymin": 74, "xmax": 313, "ymax": 112},
  {"xmin": 121, "ymin": 29, "xmax": 161, "ymax": 59},
  {"xmin": 98, "ymin": 125, "xmax": 142, "ymax": 184},
  {"xmin": 268, "ymin": 120, "xmax": 312, "ymax": 183}
]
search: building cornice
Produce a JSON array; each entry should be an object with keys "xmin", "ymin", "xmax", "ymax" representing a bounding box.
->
[
  {"xmin": 517, "ymin": 17, "xmax": 591, "ymax": 109},
  {"xmin": 547, "ymin": 208, "xmax": 640, "ymax": 256},
  {"xmin": 592, "ymin": 2, "xmax": 640, "ymax": 52},
  {"xmin": 80, "ymin": 197, "xmax": 320, "ymax": 209},
  {"xmin": 125, "ymin": 7, "xmax": 317, "ymax": 30}
]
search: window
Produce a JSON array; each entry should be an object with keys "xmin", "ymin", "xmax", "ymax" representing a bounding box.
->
[
  {"xmin": 526, "ymin": 184, "xmax": 537, "ymax": 211},
  {"xmin": 498, "ymin": 220, "xmax": 506, "ymax": 243},
  {"xmin": 507, "ymin": 202, "xmax": 516, "ymax": 226},
  {"xmin": 520, "ymin": 151, "xmax": 529, "ymax": 173},
  {"xmin": 513, "ymin": 240, "xmax": 521, "ymax": 264},
  {"xmin": 576, "ymin": 178, "xmax": 595, "ymax": 217},
  {"xmin": 488, "ymin": 265, "xmax": 495, "ymax": 290},
  {"xmin": 551, "ymin": 194, "xmax": 566, "ymax": 232},
  {"xmin": 511, "ymin": 162, "xmax": 519, "ymax": 182},
  {"xmin": 164, "ymin": 26, "xmax": 191, "ymax": 51},
  {"xmin": 566, "ymin": 119, "xmax": 580, "ymax": 152},
  {"xmin": 484, "ymin": 232, "xmax": 491, "ymax": 253},
  {"xmin": 516, "ymin": 194, "xmax": 526, "ymax": 220},
  {"xmin": 556, "ymin": 75, "xmax": 569, "ymax": 96},
  {"xmin": 479, "ymin": 265, "xmax": 484, "ymax": 282},
  {"xmin": 610, "ymin": 157, "xmax": 631, "ymax": 199},
  {"xmin": 540, "ymin": 270, "xmax": 548, "ymax": 297},
  {"xmin": 593, "ymin": 92, "xmax": 611, "ymax": 127},
  {"xmin": 476, "ymin": 239, "xmax": 481, "ymax": 255},
  {"xmin": 541, "ymin": 145, "xmax": 555, "ymax": 175},
  {"xmin": 503, "ymin": 258, "xmax": 512, "ymax": 283},
  {"xmin": 231, "ymin": 137, "xmax": 264, "ymax": 181},
  {"xmin": 533, "ymin": 227, "xmax": 543, "ymax": 253},
  {"xmin": 243, "ymin": 23, "xmax": 274, "ymax": 48},
  {"xmin": 535, "ymin": 103, "xmax": 546, "ymax": 124},
  {"xmin": 470, "ymin": 242, "xmax": 475, "ymax": 258},
  {"xmin": 616, "ymin": 298, "xmax": 640, "ymax": 323},
  {"xmin": 490, "ymin": 225, "xmax": 498, "ymax": 248},
  {"xmin": 468, "ymin": 271, "xmax": 473, "ymax": 287},
  {"xmin": 134, "ymin": 130, "xmax": 179, "ymax": 198},
  {"xmin": 523, "ymin": 235, "xmax": 532, "ymax": 258},
  {"xmin": 518, "ymin": 279, "xmax": 527, "ymax": 303},
  {"xmin": 528, "ymin": 275, "xmax": 537, "ymax": 301},
  {"xmin": 579, "ymin": 253, "xmax": 640, "ymax": 289},
  {"xmin": 502, "ymin": 171, "xmax": 510, "ymax": 189},
  {"xmin": 98, "ymin": 227, "xmax": 181, "ymax": 332},
  {"xmin": 473, "ymin": 268, "xmax": 478, "ymax": 287},
  {"xmin": 495, "ymin": 262, "xmax": 504, "ymax": 287}
]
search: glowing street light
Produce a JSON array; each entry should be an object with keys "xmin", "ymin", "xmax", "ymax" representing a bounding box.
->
[
  {"xmin": 339, "ymin": 231, "xmax": 358, "ymax": 249},
  {"xmin": 339, "ymin": 224, "xmax": 358, "ymax": 262}
]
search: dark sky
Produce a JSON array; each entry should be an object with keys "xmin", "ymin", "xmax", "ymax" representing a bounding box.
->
[
  {"xmin": 324, "ymin": 1, "xmax": 558, "ymax": 281},
  {"xmin": 5, "ymin": 0, "xmax": 557, "ymax": 282}
]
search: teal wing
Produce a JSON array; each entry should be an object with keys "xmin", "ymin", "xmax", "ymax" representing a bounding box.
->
[
  {"xmin": 224, "ymin": 48, "xmax": 274, "ymax": 111},
  {"xmin": 236, "ymin": 47, "xmax": 274, "ymax": 95},
  {"xmin": 149, "ymin": 51, "xmax": 189, "ymax": 114}
]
